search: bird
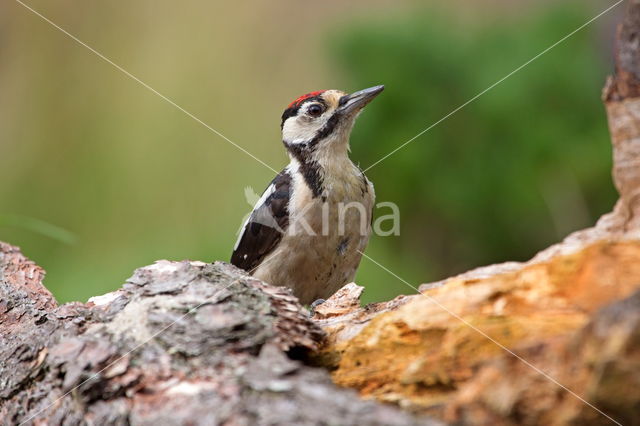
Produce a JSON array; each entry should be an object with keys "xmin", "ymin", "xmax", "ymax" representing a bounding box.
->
[{"xmin": 231, "ymin": 85, "xmax": 384, "ymax": 306}]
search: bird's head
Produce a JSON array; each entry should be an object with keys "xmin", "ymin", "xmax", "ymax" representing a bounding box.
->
[{"xmin": 281, "ymin": 85, "xmax": 384, "ymax": 161}]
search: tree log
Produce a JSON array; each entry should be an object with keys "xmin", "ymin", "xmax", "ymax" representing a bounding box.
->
[{"xmin": 0, "ymin": 245, "xmax": 436, "ymax": 425}]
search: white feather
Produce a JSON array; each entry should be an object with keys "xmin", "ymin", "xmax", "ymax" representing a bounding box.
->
[{"xmin": 233, "ymin": 183, "xmax": 276, "ymax": 251}]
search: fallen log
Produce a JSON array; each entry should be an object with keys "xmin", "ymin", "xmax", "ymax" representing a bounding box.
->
[{"xmin": 0, "ymin": 246, "xmax": 435, "ymax": 425}]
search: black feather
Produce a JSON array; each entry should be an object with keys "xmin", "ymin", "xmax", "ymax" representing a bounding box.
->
[{"xmin": 230, "ymin": 170, "xmax": 291, "ymax": 272}]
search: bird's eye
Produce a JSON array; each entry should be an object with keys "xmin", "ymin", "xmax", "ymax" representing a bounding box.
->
[{"xmin": 307, "ymin": 104, "xmax": 324, "ymax": 117}]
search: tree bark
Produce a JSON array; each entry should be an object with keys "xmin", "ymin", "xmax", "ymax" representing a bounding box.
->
[{"xmin": 0, "ymin": 245, "xmax": 436, "ymax": 425}]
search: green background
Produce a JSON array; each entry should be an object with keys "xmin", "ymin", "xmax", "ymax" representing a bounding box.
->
[{"xmin": 0, "ymin": 1, "xmax": 619, "ymax": 304}]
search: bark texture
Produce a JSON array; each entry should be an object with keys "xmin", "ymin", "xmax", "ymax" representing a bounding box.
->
[{"xmin": 0, "ymin": 246, "xmax": 436, "ymax": 425}]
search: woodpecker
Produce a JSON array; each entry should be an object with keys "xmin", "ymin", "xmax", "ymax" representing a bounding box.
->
[{"xmin": 231, "ymin": 85, "xmax": 384, "ymax": 305}]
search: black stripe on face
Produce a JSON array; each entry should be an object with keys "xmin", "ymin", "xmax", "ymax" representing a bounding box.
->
[
  {"xmin": 307, "ymin": 112, "xmax": 340, "ymax": 145},
  {"xmin": 283, "ymin": 107, "xmax": 342, "ymax": 153}
]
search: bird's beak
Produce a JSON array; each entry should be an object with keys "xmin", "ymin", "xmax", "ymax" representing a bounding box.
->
[{"xmin": 338, "ymin": 85, "xmax": 385, "ymax": 115}]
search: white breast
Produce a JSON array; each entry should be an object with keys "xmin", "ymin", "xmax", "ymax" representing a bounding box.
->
[{"xmin": 252, "ymin": 159, "xmax": 375, "ymax": 305}]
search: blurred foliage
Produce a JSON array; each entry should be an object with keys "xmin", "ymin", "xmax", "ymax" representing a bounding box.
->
[
  {"xmin": 0, "ymin": 1, "xmax": 618, "ymax": 305},
  {"xmin": 0, "ymin": 215, "xmax": 76, "ymax": 245},
  {"xmin": 331, "ymin": 3, "xmax": 618, "ymax": 292}
]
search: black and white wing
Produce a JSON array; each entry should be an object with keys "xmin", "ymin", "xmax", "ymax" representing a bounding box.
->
[{"xmin": 230, "ymin": 170, "xmax": 291, "ymax": 272}]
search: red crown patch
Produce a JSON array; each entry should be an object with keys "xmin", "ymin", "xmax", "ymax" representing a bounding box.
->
[{"xmin": 287, "ymin": 90, "xmax": 326, "ymax": 109}]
